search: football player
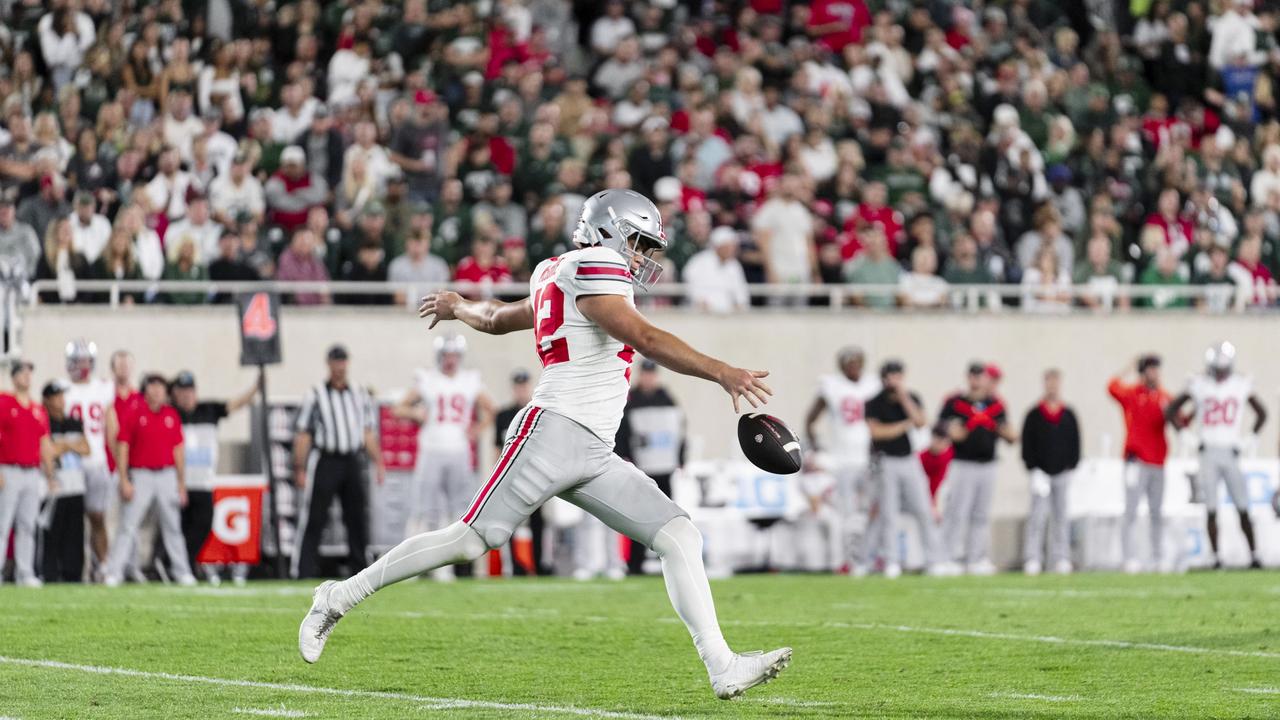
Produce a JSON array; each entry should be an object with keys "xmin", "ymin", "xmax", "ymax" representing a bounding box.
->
[
  {"xmin": 392, "ymin": 333, "xmax": 492, "ymax": 580},
  {"xmin": 803, "ymin": 346, "xmax": 880, "ymax": 571},
  {"xmin": 61, "ymin": 339, "xmax": 116, "ymax": 577},
  {"xmin": 1165, "ymin": 342, "xmax": 1267, "ymax": 569},
  {"xmin": 301, "ymin": 189, "xmax": 790, "ymax": 699}
]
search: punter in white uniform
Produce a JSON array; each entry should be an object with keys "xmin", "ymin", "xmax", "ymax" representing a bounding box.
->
[
  {"xmin": 1166, "ymin": 341, "xmax": 1267, "ymax": 569},
  {"xmin": 61, "ymin": 339, "xmax": 116, "ymax": 573},
  {"xmin": 803, "ymin": 346, "xmax": 879, "ymax": 569},
  {"xmin": 393, "ymin": 333, "xmax": 492, "ymax": 579},
  {"xmin": 300, "ymin": 189, "xmax": 790, "ymax": 700}
]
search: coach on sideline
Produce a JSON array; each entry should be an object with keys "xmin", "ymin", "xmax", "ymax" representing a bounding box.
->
[
  {"xmin": 1020, "ymin": 369, "xmax": 1081, "ymax": 576},
  {"xmin": 0, "ymin": 360, "xmax": 57, "ymax": 587},
  {"xmin": 291, "ymin": 345, "xmax": 385, "ymax": 579},
  {"xmin": 104, "ymin": 374, "xmax": 195, "ymax": 587}
]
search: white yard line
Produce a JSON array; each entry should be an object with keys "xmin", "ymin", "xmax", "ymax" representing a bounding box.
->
[
  {"xmin": 0, "ymin": 656, "xmax": 679, "ymax": 720},
  {"xmin": 1236, "ymin": 687, "xmax": 1280, "ymax": 695},
  {"xmin": 11, "ymin": 597, "xmax": 1280, "ymax": 663},
  {"xmin": 988, "ymin": 692, "xmax": 1080, "ymax": 702},
  {"xmin": 231, "ymin": 707, "xmax": 311, "ymax": 718},
  {"xmin": 759, "ymin": 697, "xmax": 840, "ymax": 707}
]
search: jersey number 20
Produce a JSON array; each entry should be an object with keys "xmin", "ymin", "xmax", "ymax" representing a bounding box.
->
[{"xmin": 1203, "ymin": 397, "xmax": 1239, "ymax": 426}]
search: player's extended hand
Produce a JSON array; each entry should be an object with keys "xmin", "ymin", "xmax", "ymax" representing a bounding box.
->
[
  {"xmin": 717, "ymin": 366, "xmax": 772, "ymax": 413},
  {"xmin": 419, "ymin": 291, "xmax": 462, "ymax": 329}
]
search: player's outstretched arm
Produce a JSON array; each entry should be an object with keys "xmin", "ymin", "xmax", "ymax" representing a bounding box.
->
[
  {"xmin": 577, "ymin": 294, "xmax": 771, "ymax": 413},
  {"xmin": 419, "ymin": 291, "xmax": 535, "ymax": 335},
  {"xmin": 1164, "ymin": 392, "xmax": 1192, "ymax": 425}
]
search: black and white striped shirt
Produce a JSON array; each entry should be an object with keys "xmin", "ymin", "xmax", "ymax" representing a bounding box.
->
[{"xmin": 295, "ymin": 382, "xmax": 377, "ymax": 455}]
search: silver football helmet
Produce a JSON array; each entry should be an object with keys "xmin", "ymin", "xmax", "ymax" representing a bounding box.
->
[
  {"xmin": 1205, "ymin": 341, "xmax": 1236, "ymax": 375},
  {"xmin": 434, "ymin": 333, "xmax": 467, "ymax": 362},
  {"xmin": 572, "ymin": 189, "xmax": 667, "ymax": 290},
  {"xmin": 65, "ymin": 338, "xmax": 97, "ymax": 379}
]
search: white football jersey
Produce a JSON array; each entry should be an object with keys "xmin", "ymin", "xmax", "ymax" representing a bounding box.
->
[
  {"xmin": 528, "ymin": 246, "xmax": 635, "ymax": 444},
  {"xmin": 64, "ymin": 377, "xmax": 114, "ymax": 467},
  {"xmin": 415, "ymin": 368, "xmax": 483, "ymax": 452},
  {"xmin": 1188, "ymin": 373, "xmax": 1252, "ymax": 448},
  {"xmin": 819, "ymin": 372, "xmax": 881, "ymax": 465}
]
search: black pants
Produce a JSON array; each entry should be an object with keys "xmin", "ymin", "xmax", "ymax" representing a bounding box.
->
[
  {"xmin": 295, "ymin": 452, "xmax": 368, "ymax": 578},
  {"xmin": 41, "ymin": 494, "xmax": 85, "ymax": 582},
  {"xmin": 182, "ymin": 490, "xmax": 215, "ymax": 571},
  {"xmin": 628, "ymin": 474, "xmax": 672, "ymax": 575}
]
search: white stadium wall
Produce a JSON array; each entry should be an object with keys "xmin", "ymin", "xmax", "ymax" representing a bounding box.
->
[{"xmin": 23, "ymin": 306, "xmax": 1280, "ymax": 550}]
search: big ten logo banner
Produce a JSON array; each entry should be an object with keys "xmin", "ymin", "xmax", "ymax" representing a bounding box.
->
[{"xmin": 199, "ymin": 486, "xmax": 264, "ymax": 564}]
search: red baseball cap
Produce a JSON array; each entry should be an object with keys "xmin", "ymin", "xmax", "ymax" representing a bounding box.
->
[{"xmin": 984, "ymin": 364, "xmax": 1003, "ymax": 381}]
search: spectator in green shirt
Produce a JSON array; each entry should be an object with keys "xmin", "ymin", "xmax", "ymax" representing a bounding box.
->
[
  {"xmin": 845, "ymin": 227, "xmax": 900, "ymax": 308},
  {"xmin": 163, "ymin": 237, "xmax": 208, "ymax": 305},
  {"xmin": 1073, "ymin": 234, "xmax": 1129, "ymax": 310},
  {"xmin": 1137, "ymin": 245, "xmax": 1189, "ymax": 308}
]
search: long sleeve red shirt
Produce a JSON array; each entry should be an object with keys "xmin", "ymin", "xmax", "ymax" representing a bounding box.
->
[{"xmin": 1107, "ymin": 378, "xmax": 1170, "ymax": 466}]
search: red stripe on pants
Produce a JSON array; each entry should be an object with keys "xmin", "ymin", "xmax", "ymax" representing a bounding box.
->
[{"xmin": 462, "ymin": 407, "xmax": 542, "ymax": 523}]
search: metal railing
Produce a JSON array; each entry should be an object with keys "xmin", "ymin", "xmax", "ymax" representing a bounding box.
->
[{"xmin": 22, "ymin": 278, "xmax": 1273, "ymax": 313}]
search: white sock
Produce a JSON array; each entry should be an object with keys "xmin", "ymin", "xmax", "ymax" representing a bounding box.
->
[
  {"xmin": 329, "ymin": 521, "xmax": 488, "ymax": 614},
  {"xmin": 651, "ymin": 517, "xmax": 734, "ymax": 675}
]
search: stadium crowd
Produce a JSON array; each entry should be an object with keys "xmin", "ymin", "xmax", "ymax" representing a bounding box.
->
[{"xmin": 1, "ymin": 0, "xmax": 1280, "ymax": 310}]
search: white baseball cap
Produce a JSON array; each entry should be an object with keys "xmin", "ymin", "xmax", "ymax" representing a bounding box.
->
[
  {"xmin": 281, "ymin": 145, "xmax": 305, "ymax": 165},
  {"xmin": 710, "ymin": 226, "xmax": 738, "ymax": 248}
]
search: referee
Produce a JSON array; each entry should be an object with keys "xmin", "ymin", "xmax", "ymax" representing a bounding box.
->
[{"xmin": 291, "ymin": 345, "xmax": 386, "ymax": 579}]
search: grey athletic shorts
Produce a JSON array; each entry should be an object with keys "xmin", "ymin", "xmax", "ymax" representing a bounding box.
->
[
  {"xmin": 462, "ymin": 406, "xmax": 687, "ymax": 550},
  {"xmin": 84, "ymin": 464, "xmax": 114, "ymax": 514},
  {"xmin": 1198, "ymin": 445, "xmax": 1249, "ymax": 512}
]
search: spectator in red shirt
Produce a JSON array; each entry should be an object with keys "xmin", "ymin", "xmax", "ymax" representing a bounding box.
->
[
  {"xmin": 807, "ymin": 0, "xmax": 871, "ymax": 53},
  {"xmin": 454, "ymin": 234, "xmax": 512, "ymax": 293},
  {"xmin": 103, "ymin": 374, "xmax": 195, "ymax": 587},
  {"xmin": 0, "ymin": 359, "xmax": 56, "ymax": 587},
  {"xmin": 1107, "ymin": 355, "xmax": 1171, "ymax": 573},
  {"xmin": 1232, "ymin": 235, "xmax": 1278, "ymax": 307},
  {"xmin": 841, "ymin": 181, "xmax": 902, "ymax": 260},
  {"xmin": 919, "ymin": 423, "xmax": 953, "ymax": 508}
]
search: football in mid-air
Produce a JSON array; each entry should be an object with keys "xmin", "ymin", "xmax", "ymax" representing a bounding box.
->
[{"xmin": 738, "ymin": 413, "xmax": 803, "ymax": 475}]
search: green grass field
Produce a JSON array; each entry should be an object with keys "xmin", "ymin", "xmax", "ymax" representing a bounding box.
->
[{"xmin": 1, "ymin": 572, "xmax": 1278, "ymax": 719}]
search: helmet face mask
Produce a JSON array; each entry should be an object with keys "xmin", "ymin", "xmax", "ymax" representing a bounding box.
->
[
  {"xmin": 65, "ymin": 338, "xmax": 97, "ymax": 380},
  {"xmin": 574, "ymin": 190, "xmax": 668, "ymax": 291}
]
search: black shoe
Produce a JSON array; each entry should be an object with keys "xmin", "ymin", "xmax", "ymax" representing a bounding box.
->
[
  {"xmin": 1212, "ymin": 558, "xmax": 1223, "ymax": 570},
  {"xmin": 1250, "ymin": 558, "xmax": 1263, "ymax": 570}
]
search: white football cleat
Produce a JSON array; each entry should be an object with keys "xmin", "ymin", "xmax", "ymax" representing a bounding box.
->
[
  {"xmin": 298, "ymin": 580, "xmax": 344, "ymax": 664},
  {"xmin": 883, "ymin": 563, "xmax": 902, "ymax": 580},
  {"xmin": 710, "ymin": 648, "xmax": 792, "ymax": 700},
  {"xmin": 1023, "ymin": 560, "xmax": 1042, "ymax": 577},
  {"xmin": 1052, "ymin": 560, "xmax": 1073, "ymax": 575}
]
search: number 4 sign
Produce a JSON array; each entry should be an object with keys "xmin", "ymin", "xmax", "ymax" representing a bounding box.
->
[{"xmin": 237, "ymin": 292, "xmax": 282, "ymax": 366}]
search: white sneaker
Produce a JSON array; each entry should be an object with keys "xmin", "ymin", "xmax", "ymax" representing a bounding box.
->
[
  {"xmin": 967, "ymin": 559, "xmax": 998, "ymax": 576},
  {"xmin": 1122, "ymin": 559, "xmax": 1143, "ymax": 575},
  {"xmin": 233, "ymin": 575, "xmax": 248, "ymax": 588},
  {"xmin": 925, "ymin": 561, "xmax": 961, "ymax": 577},
  {"xmin": 605, "ymin": 567, "xmax": 626, "ymax": 581},
  {"xmin": 1052, "ymin": 560, "xmax": 1073, "ymax": 575},
  {"xmin": 883, "ymin": 563, "xmax": 902, "ymax": 580},
  {"xmin": 103, "ymin": 575, "xmax": 122, "ymax": 588},
  {"xmin": 298, "ymin": 580, "xmax": 344, "ymax": 664},
  {"xmin": 176, "ymin": 574, "xmax": 198, "ymax": 587},
  {"xmin": 18, "ymin": 577, "xmax": 44, "ymax": 588},
  {"xmin": 709, "ymin": 648, "xmax": 792, "ymax": 700},
  {"xmin": 206, "ymin": 568, "xmax": 223, "ymax": 587},
  {"xmin": 1023, "ymin": 560, "xmax": 1042, "ymax": 577}
]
